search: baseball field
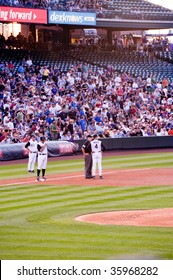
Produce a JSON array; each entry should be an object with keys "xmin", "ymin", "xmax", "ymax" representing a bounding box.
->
[{"xmin": 0, "ymin": 149, "xmax": 173, "ymax": 260}]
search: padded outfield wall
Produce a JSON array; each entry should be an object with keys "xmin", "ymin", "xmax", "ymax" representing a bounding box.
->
[
  {"xmin": 0, "ymin": 141, "xmax": 78, "ymax": 161},
  {"xmin": 74, "ymin": 136, "xmax": 173, "ymax": 151},
  {"xmin": 0, "ymin": 136, "xmax": 173, "ymax": 161}
]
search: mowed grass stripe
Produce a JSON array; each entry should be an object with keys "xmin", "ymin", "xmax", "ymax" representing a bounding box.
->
[
  {"xmin": 0, "ymin": 185, "xmax": 172, "ymax": 207},
  {"xmin": 0, "ymin": 185, "xmax": 172, "ymax": 210},
  {"xmin": 2, "ymin": 225, "xmax": 171, "ymax": 240},
  {"xmin": 0, "ymin": 184, "xmax": 172, "ymax": 203},
  {"xmin": 1, "ymin": 155, "xmax": 172, "ymax": 175},
  {"xmin": 0, "ymin": 152, "xmax": 171, "ymax": 172},
  {"xmin": 1, "ymin": 229, "xmax": 172, "ymax": 245},
  {"xmin": 2, "ymin": 235, "xmax": 172, "ymax": 251},
  {"xmin": 104, "ymin": 158, "xmax": 173, "ymax": 168},
  {"xmin": 0, "ymin": 151, "xmax": 173, "ymax": 260},
  {"xmin": 1, "ymin": 224, "xmax": 172, "ymax": 238},
  {"xmin": 0, "ymin": 152, "xmax": 173, "ymax": 178},
  {"xmin": 0, "ymin": 187, "xmax": 172, "ymax": 220},
  {"xmin": 1, "ymin": 226, "xmax": 172, "ymax": 250},
  {"xmin": 0, "ymin": 229, "xmax": 172, "ymax": 260},
  {"xmin": 1, "ymin": 225, "xmax": 172, "ymax": 260}
]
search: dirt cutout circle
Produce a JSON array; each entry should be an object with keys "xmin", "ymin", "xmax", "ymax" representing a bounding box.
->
[{"xmin": 76, "ymin": 208, "xmax": 173, "ymax": 227}]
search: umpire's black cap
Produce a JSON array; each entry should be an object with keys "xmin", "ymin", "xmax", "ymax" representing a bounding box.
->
[
  {"xmin": 40, "ymin": 136, "xmax": 46, "ymax": 141},
  {"xmin": 93, "ymin": 134, "xmax": 98, "ymax": 139}
]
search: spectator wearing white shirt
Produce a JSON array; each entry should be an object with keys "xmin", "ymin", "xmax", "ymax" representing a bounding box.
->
[
  {"xmin": 26, "ymin": 57, "xmax": 33, "ymax": 67},
  {"xmin": 153, "ymin": 88, "xmax": 161, "ymax": 99},
  {"xmin": 160, "ymin": 127, "xmax": 168, "ymax": 136},
  {"xmin": 132, "ymin": 80, "xmax": 138, "ymax": 90},
  {"xmin": 7, "ymin": 118, "xmax": 14, "ymax": 131},
  {"xmin": 115, "ymin": 74, "xmax": 122, "ymax": 87},
  {"xmin": 68, "ymin": 74, "xmax": 75, "ymax": 86},
  {"xmin": 156, "ymin": 81, "xmax": 162, "ymax": 90},
  {"xmin": 49, "ymin": 103, "xmax": 57, "ymax": 116},
  {"xmin": 3, "ymin": 100, "xmax": 10, "ymax": 111},
  {"xmin": 26, "ymin": 101, "xmax": 35, "ymax": 116},
  {"xmin": 167, "ymin": 96, "xmax": 173, "ymax": 105},
  {"xmin": 3, "ymin": 113, "xmax": 9, "ymax": 127},
  {"xmin": 163, "ymin": 87, "xmax": 168, "ymax": 97},
  {"xmin": 146, "ymin": 76, "xmax": 152, "ymax": 88},
  {"xmin": 0, "ymin": 134, "xmax": 11, "ymax": 144}
]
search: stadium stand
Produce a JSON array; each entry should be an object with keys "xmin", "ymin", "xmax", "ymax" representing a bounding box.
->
[
  {"xmin": 69, "ymin": 45, "xmax": 173, "ymax": 81},
  {"xmin": 1, "ymin": 42, "xmax": 173, "ymax": 144},
  {"xmin": 103, "ymin": 0, "xmax": 173, "ymax": 20},
  {"xmin": 0, "ymin": 0, "xmax": 173, "ymax": 20},
  {"xmin": 1, "ymin": 1, "xmax": 173, "ymax": 144},
  {"xmin": 155, "ymin": 51, "xmax": 173, "ymax": 64}
]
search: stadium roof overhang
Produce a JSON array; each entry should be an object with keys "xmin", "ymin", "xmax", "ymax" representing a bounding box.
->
[
  {"xmin": 96, "ymin": 18, "xmax": 173, "ymax": 30},
  {"xmin": 60, "ymin": 19, "xmax": 173, "ymax": 31}
]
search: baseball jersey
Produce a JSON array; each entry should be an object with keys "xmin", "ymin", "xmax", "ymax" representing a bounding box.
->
[
  {"xmin": 25, "ymin": 139, "xmax": 37, "ymax": 152},
  {"xmin": 82, "ymin": 140, "xmax": 91, "ymax": 153},
  {"xmin": 37, "ymin": 141, "xmax": 48, "ymax": 154},
  {"xmin": 90, "ymin": 140, "xmax": 105, "ymax": 153}
]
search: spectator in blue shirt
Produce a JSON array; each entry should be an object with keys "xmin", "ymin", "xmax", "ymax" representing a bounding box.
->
[
  {"xmin": 79, "ymin": 116, "xmax": 86, "ymax": 132},
  {"xmin": 18, "ymin": 65, "xmax": 24, "ymax": 74}
]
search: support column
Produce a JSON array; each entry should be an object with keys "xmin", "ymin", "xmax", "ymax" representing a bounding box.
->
[
  {"xmin": 62, "ymin": 26, "xmax": 71, "ymax": 50},
  {"xmin": 107, "ymin": 29, "xmax": 113, "ymax": 45},
  {"xmin": 29, "ymin": 24, "xmax": 36, "ymax": 41}
]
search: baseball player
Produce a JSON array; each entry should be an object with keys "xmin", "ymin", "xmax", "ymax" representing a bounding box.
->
[
  {"xmin": 25, "ymin": 134, "xmax": 37, "ymax": 173},
  {"xmin": 35, "ymin": 136, "xmax": 48, "ymax": 182},
  {"xmin": 88, "ymin": 134, "xmax": 105, "ymax": 179},
  {"xmin": 81, "ymin": 134, "xmax": 93, "ymax": 179}
]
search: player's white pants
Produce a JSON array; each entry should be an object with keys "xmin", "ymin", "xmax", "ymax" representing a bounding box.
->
[
  {"xmin": 28, "ymin": 152, "xmax": 37, "ymax": 171},
  {"xmin": 38, "ymin": 155, "xmax": 47, "ymax": 170},
  {"xmin": 92, "ymin": 152, "xmax": 102, "ymax": 176}
]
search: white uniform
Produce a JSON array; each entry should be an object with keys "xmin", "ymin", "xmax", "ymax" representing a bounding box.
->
[
  {"xmin": 25, "ymin": 138, "xmax": 37, "ymax": 172},
  {"xmin": 37, "ymin": 141, "xmax": 48, "ymax": 170},
  {"xmin": 90, "ymin": 139, "xmax": 104, "ymax": 177}
]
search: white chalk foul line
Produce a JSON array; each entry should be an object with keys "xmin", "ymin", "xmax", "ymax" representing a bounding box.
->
[{"xmin": 1, "ymin": 168, "xmax": 152, "ymax": 187}]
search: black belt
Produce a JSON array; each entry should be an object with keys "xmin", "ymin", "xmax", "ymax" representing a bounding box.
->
[
  {"xmin": 39, "ymin": 153, "xmax": 47, "ymax": 155},
  {"xmin": 32, "ymin": 152, "xmax": 37, "ymax": 153}
]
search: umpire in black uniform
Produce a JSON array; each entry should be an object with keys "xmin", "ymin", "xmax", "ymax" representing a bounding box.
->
[{"xmin": 81, "ymin": 135, "xmax": 93, "ymax": 179}]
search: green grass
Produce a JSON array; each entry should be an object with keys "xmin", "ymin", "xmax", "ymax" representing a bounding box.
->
[{"xmin": 0, "ymin": 152, "xmax": 173, "ymax": 260}]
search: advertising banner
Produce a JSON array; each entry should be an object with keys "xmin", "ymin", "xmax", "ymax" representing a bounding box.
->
[
  {"xmin": 0, "ymin": 6, "xmax": 47, "ymax": 24},
  {"xmin": 0, "ymin": 141, "xmax": 78, "ymax": 161},
  {"xmin": 48, "ymin": 10, "xmax": 96, "ymax": 26}
]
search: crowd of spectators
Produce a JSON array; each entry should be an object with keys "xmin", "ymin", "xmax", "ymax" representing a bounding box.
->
[
  {"xmin": 0, "ymin": 0, "xmax": 103, "ymax": 13},
  {"xmin": 1, "ymin": 31, "xmax": 172, "ymax": 54},
  {"xmin": 1, "ymin": 47, "xmax": 173, "ymax": 145},
  {"xmin": 0, "ymin": 32, "xmax": 35, "ymax": 50},
  {"xmin": 1, "ymin": 0, "xmax": 173, "ymax": 22}
]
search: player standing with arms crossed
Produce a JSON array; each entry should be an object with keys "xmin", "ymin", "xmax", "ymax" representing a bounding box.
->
[
  {"xmin": 88, "ymin": 134, "xmax": 105, "ymax": 179},
  {"xmin": 25, "ymin": 134, "xmax": 37, "ymax": 173},
  {"xmin": 36, "ymin": 136, "xmax": 48, "ymax": 182}
]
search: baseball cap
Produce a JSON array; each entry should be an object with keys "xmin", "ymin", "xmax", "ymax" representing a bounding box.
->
[
  {"xmin": 40, "ymin": 136, "xmax": 46, "ymax": 141},
  {"xmin": 93, "ymin": 134, "xmax": 98, "ymax": 139},
  {"xmin": 87, "ymin": 135, "xmax": 92, "ymax": 138}
]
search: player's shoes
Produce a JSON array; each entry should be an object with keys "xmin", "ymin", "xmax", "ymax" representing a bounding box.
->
[
  {"xmin": 99, "ymin": 176, "xmax": 103, "ymax": 179},
  {"xmin": 28, "ymin": 170, "xmax": 31, "ymax": 172},
  {"xmin": 40, "ymin": 177, "xmax": 46, "ymax": 181},
  {"xmin": 35, "ymin": 177, "xmax": 40, "ymax": 182},
  {"xmin": 92, "ymin": 176, "xmax": 96, "ymax": 179},
  {"xmin": 30, "ymin": 170, "xmax": 35, "ymax": 173}
]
